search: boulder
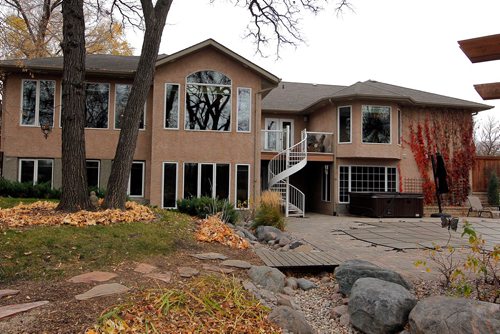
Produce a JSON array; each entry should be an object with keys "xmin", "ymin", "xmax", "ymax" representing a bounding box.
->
[
  {"xmin": 334, "ymin": 259, "xmax": 411, "ymax": 296},
  {"xmin": 289, "ymin": 240, "xmax": 304, "ymax": 249},
  {"xmin": 255, "ymin": 226, "xmax": 282, "ymax": 242},
  {"xmin": 248, "ymin": 266, "xmax": 286, "ymax": 293},
  {"xmin": 269, "ymin": 306, "xmax": 314, "ymax": 334},
  {"xmin": 285, "ymin": 277, "xmax": 298, "ymax": 290},
  {"xmin": 236, "ymin": 226, "xmax": 257, "ymax": 241},
  {"xmin": 330, "ymin": 304, "xmax": 348, "ymax": 319},
  {"xmin": 409, "ymin": 296, "xmax": 500, "ymax": 334},
  {"xmin": 349, "ymin": 278, "xmax": 417, "ymax": 334},
  {"xmin": 296, "ymin": 278, "xmax": 317, "ymax": 291},
  {"xmin": 278, "ymin": 236, "xmax": 292, "ymax": 247}
]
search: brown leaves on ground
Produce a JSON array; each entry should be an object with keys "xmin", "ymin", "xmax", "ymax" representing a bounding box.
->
[
  {"xmin": 195, "ymin": 215, "xmax": 249, "ymax": 249},
  {"xmin": 87, "ymin": 275, "xmax": 282, "ymax": 334},
  {"xmin": 0, "ymin": 201, "xmax": 156, "ymax": 228}
]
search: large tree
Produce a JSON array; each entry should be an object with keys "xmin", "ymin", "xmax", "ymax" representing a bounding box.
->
[
  {"xmin": 476, "ymin": 116, "xmax": 500, "ymax": 156},
  {"xmin": 0, "ymin": 0, "xmax": 132, "ymax": 59}
]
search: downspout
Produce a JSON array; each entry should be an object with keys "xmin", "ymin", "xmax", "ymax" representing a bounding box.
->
[{"xmin": 254, "ymin": 82, "xmax": 280, "ymax": 207}]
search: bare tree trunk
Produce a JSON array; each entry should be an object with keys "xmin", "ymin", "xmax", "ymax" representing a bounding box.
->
[
  {"xmin": 104, "ymin": 0, "xmax": 172, "ymax": 209},
  {"xmin": 57, "ymin": 0, "xmax": 92, "ymax": 212}
]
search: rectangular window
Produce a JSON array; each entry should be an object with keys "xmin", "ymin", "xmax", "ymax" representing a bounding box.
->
[
  {"xmin": 338, "ymin": 166, "xmax": 397, "ymax": 203},
  {"xmin": 183, "ymin": 163, "xmax": 230, "ymax": 200},
  {"xmin": 183, "ymin": 163, "xmax": 198, "ymax": 198},
  {"xmin": 21, "ymin": 80, "xmax": 55, "ymax": 126},
  {"xmin": 321, "ymin": 165, "xmax": 331, "ymax": 202},
  {"xmin": 128, "ymin": 161, "xmax": 144, "ymax": 197},
  {"xmin": 237, "ymin": 87, "xmax": 251, "ymax": 132},
  {"xmin": 362, "ymin": 105, "xmax": 391, "ymax": 143},
  {"xmin": 398, "ymin": 109, "xmax": 402, "ymax": 145},
  {"xmin": 236, "ymin": 164, "xmax": 250, "ymax": 209},
  {"xmin": 338, "ymin": 106, "xmax": 351, "ymax": 143},
  {"xmin": 165, "ymin": 83, "xmax": 179, "ymax": 129},
  {"xmin": 162, "ymin": 162, "xmax": 178, "ymax": 208},
  {"xmin": 19, "ymin": 159, "xmax": 53, "ymax": 187},
  {"xmin": 86, "ymin": 83, "xmax": 109, "ymax": 128},
  {"xmin": 114, "ymin": 84, "xmax": 145, "ymax": 130},
  {"xmin": 86, "ymin": 160, "xmax": 100, "ymax": 188}
]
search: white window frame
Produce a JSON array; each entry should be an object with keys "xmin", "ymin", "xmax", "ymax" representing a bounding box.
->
[
  {"xmin": 113, "ymin": 84, "xmax": 146, "ymax": 131},
  {"xmin": 20, "ymin": 79, "xmax": 56, "ymax": 127},
  {"xmin": 236, "ymin": 87, "xmax": 252, "ymax": 133},
  {"xmin": 161, "ymin": 162, "xmax": 178, "ymax": 209},
  {"xmin": 84, "ymin": 82, "xmax": 111, "ymax": 130},
  {"xmin": 338, "ymin": 165, "xmax": 398, "ymax": 204},
  {"xmin": 18, "ymin": 158, "xmax": 54, "ymax": 187},
  {"xmin": 235, "ymin": 164, "xmax": 250, "ymax": 209},
  {"xmin": 184, "ymin": 70, "xmax": 232, "ymax": 133},
  {"xmin": 182, "ymin": 162, "xmax": 231, "ymax": 200},
  {"xmin": 128, "ymin": 161, "xmax": 145, "ymax": 198},
  {"xmin": 86, "ymin": 160, "xmax": 101, "ymax": 188},
  {"xmin": 164, "ymin": 83, "xmax": 180, "ymax": 130},
  {"xmin": 337, "ymin": 105, "xmax": 352, "ymax": 144},
  {"xmin": 361, "ymin": 105, "xmax": 392, "ymax": 145}
]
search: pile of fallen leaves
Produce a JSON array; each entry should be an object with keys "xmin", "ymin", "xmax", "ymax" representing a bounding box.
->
[
  {"xmin": 0, "ymin": 201, "xmax": 156, "ymax": 228},
  {"xmin": 87, "ymin": 275, "xmax": 281, "ymax": 334},
  {"xmin": 195, "ymin": 214, "xmax": 249, "ymax": 249}
]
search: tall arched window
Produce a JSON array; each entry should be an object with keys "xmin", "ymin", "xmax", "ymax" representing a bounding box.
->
[{"xmin": 185, "ymin": 70, "xmax": 231, "ymax": 131}]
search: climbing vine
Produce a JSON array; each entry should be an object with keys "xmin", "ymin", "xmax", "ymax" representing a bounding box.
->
[{"xmin": 406, "ymin": 109, "xmax": 475, "ymax": 205}]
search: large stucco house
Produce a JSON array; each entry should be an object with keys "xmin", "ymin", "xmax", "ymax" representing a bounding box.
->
[{"xmin": 0, "ymin": 39, "xmax": 491, "ymax": 216}]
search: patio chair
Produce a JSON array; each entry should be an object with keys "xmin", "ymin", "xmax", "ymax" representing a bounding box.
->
[{"xmin": 467, "ymin": 195, "xmax": 500, "ymax": 218}]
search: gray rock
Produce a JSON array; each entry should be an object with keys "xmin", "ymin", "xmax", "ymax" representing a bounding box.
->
[
  {"xmin": 221, "ymin": 259, "xmax": 252, "ymax": 269},
  {"xmin": 75, "ymin": 283, "xmax": 129, "ymax": 300},
  {"xmin": 191, "ymin": 252, "xmax": 228, "ymax": 260},
  {"xmin": 256, "ymin": 226, "xmax": 282, "ymax": 242},
  {"xmin": 277, "ymin": 294, "xmax": 294, "ymax": 308},
  {"xmin": 178, "ymin": 266, "xmax": 200, "ymax": 278},
  {"xmin": 202, "ymin": 264, "xmax": 234, "ymax": 274},
  {"xmin": 339, "ymin": 313, "xmax": 351, "ymax": 327},
  {"xmin": 409, "ymin": 296, "xmax": 500, "ymax": 334},
  {"xmin": 269, "ymin": 306, "xmax": 314, "ymax": 334},
  {"xmin": 134, "ymin": 263, "xmax": 158, "ymax": 274},
  {"xmin": 286, "ymin": 277, "xmax": 298, "ymax": 290},
  {"xmin": 236, "ymin": 230, "xmax": 246, "ymax": 239},
  {"xmin": 334, "ymin": 259, "xmax": 412, "ymax": 296},
  {"xmin": 283, "ymin": 287, "xmax": 295, "ymax": 296},
  {"xmin": 236, "ymin": 226, "xmax": 257, "ymax": 241},
  {"xmin": 0, "ymin": 301, "xmax": 49, "ymax": 320},
  {"xmin": 349, "ymin": 278, "xmax": 417, "ymax": 334},
  {"xmin": 146, "ymin": 272, "xmax": 172, "ymax": 283},
  {"xmin": 242, "ymin": 280, "xmax": 259, "ymax": 294},
  {"xmin": 289, "ymin": 240, "xmax": 303, "ymax": 249},
  {"xmin": 296, "ymin": 278, "xmax": 317, "ymax": 291},
  {"xmin": 330, "ymin": 304, "xmax": 348, "ymax": 319},
  {"xmin": 248, "ymin": 266, "xmax": 286, "ymax": 293},
  {"xmin": 259, "ymin": 289, "xmax": 277, "ymax": 303},
  {"xmin": 0, "ymin": 289, "xmax": 20, "ymax": 299},
  {"xmin": 68, "ymin": 271, "xmax": 118, "ymax": 283},
  {"xmin": 278, "ymin": 236, "xmax": 292, "ymax": 247}
]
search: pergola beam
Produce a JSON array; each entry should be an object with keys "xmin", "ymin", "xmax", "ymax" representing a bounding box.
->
[
  {"xmin": 458, "ymin": 34, "xmax": 500, "ymax": 63},
  {"xmin": 474, "ymin": 82, "xmax": 500, "ymax": 100}
]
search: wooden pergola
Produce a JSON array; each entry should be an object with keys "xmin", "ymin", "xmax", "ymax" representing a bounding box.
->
[{"xmin": 459, "ymin": 33, "xmax": 500, "ymax": 100}]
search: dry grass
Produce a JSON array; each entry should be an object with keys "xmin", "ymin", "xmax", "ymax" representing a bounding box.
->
[{"xmin": 259, "ymin": 191, "xmax": 282, "ymax": 210}]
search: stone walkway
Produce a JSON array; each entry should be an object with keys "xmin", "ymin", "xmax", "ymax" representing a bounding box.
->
[{"xmin": 286, "ymin": 214, "xmax": 500, "ymax": 279}]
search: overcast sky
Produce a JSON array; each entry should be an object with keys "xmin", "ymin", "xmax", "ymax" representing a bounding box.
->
[{"xmin": 129, "ymin": 0, "xmax": 499, "ymax": 126}]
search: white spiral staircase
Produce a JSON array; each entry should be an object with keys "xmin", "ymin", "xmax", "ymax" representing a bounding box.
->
[{"xmin": 268, "ymin": 128, "xmax": 307, "ymax": 217}]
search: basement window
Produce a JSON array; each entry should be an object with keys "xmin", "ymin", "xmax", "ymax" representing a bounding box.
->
[
  {"xmin": 183, "ymin": 162, "xmax": 230, "ymax": 200},
  {"xmin": 128, "ymin": 161, "xmax": 145, "ymax": 197},
  {"xmin": 19, "ymin": 159, "xmax": 53, "ymax": 187}
]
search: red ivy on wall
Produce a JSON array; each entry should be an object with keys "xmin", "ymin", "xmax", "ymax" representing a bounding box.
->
[{"xmin": 406, "ymin": 110, "xmax": 475, "ymax": 205}]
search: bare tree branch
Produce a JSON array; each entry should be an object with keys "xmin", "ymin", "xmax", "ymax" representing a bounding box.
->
[{"xmin": 476, "ymin": 116, "xmax": 500, "ymax": 156}]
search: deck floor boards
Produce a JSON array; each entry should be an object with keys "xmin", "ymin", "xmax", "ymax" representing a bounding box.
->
[{"xmin": 255, "ymin": 249, "xmax": 341, "ymax": 269}]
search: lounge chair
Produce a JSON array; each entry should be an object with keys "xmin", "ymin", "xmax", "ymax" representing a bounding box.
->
[{"xmin": 467, "ymin": 195, "xmax": 500, "ymax": 218}]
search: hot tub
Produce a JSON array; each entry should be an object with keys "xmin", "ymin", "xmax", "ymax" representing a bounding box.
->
[{"xmin": 348, "ymin": 192, "xmax": 424, "ymax": 218}]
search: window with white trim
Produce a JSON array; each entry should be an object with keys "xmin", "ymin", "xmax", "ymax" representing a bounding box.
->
[
  {"xmin": 86, "ymin": 160, "xmax": 100, "ymax": 188},
  {"xmin": 165, "ymin": 83, "xmax": 179, "ymax": 129},
  {"xmin": 338, "ymin": 106, "xmax": 351, "ymax": 143},
  {"xmin": 128, "ymin": 161, "xmax": 144, "ymax": 197},
  {"xmin": 362, "ymin": 105, "xmax": 391, "ymax": 143},
  {"xmin": 321, "ymin": 165, "xmax": 331, "ymax": 202},
  {"xmin": 183, "ymin": 162, "xmax": 230, "ymax": 200},
  {"xmin": 185, "ymin": 71, "xmax": 231, "ymax": 131},
  {"xmin": 85, "ymin": 83, "xmax": 109, "ymax": 128},
  {"xmin": 339, "ymin": 166, "xmax": 397, "ymax": 203},
  {"xmin": 21, "ymin": 80, "xmax": 55, "ymax": 126},
  {"xmin": 397, "ymin": 109, "xmax": 402, "ymax": 145},
  {"xmin": 162, "ymin": 162, "xmax": 177, "ymax": 208},
  {"xmin": 236, "ymin": 164, "xmax": 250, "ymax": 209},
  {"xmin": 237, "ymin": 87, "xmax": 251, "ymax": 132},
  {"xmin": 114, "ymin": 84, "xmax": 145, "ymax": 129},
  {"xmin": 19, "ymin": 159, "xmax": 53, "ymax": 187}
]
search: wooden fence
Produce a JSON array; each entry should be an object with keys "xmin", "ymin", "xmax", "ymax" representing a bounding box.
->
[{"xmin": 472, "ymin": 156, "xmax": 500, "ymax": 192}]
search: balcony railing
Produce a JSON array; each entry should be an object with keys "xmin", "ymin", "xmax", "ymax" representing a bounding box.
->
[
  {"xmin": 262, "ymin": 129, "xmax": 334, "ymax": 153},
  {"xmin": 306, "ymin": 131, "xmax": 334, "ymax": 154}
]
